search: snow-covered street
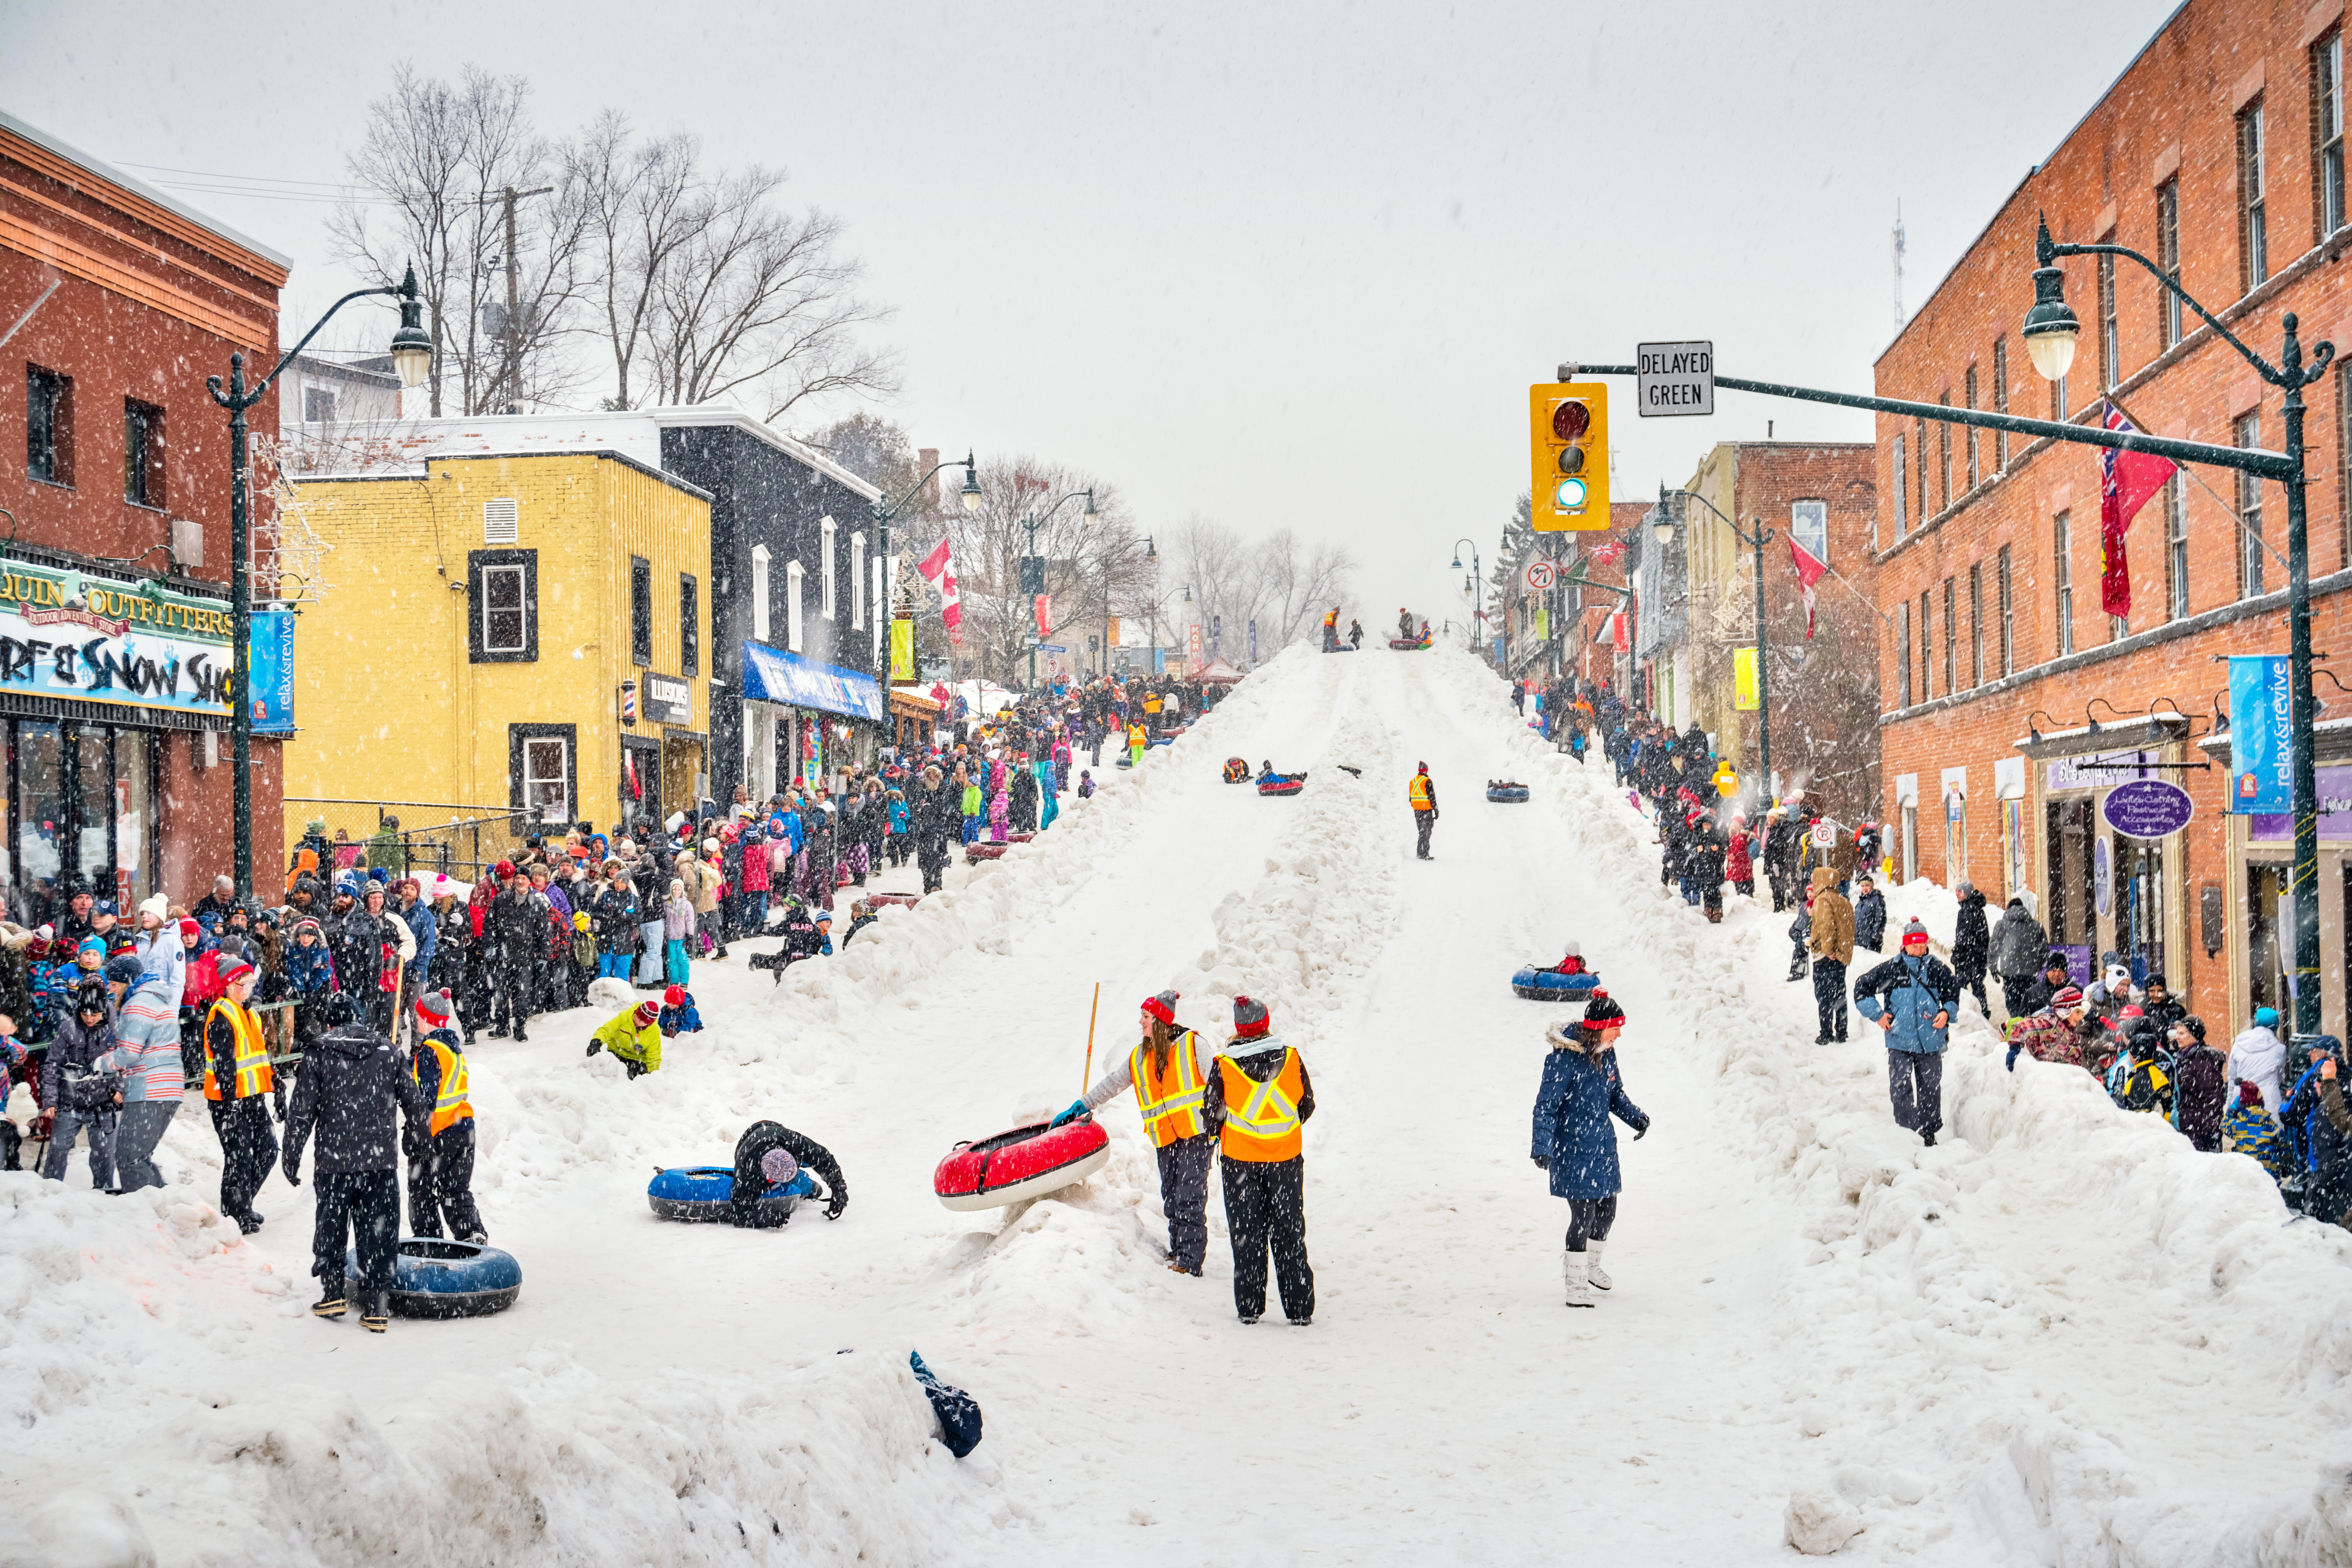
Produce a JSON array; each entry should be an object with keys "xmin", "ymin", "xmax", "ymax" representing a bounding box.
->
[{"xmin": 6, "ymin": 647, "xmax": 2351, "ymax": 1566}]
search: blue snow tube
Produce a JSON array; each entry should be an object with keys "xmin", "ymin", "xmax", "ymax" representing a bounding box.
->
[
  {"xmin": 343, "ymin": 1238, "xmax": 523, "ymax": 1319},
  {"xmin": 1486, "ymin": 783, "xmax": 1531, "ymax": 803},
  {"xmin": 647, "ymin": 1164, "xmax": 816, "ymax": 1224},
  {"xmin": 1511, "ymin": 966, "xmax": 1600, "ymax": 1003}
]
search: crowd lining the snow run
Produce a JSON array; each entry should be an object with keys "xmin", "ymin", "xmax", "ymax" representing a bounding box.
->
[
  {"xmin": 1511, "ymin": 672, "xmax": 2352, "ymax": 1229},
  {"xmin": 0, "ymin": 672, "xmax": 1226, "ymax": 1269}
]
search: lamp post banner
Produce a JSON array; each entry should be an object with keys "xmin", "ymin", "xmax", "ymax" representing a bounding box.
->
[{"xmin": 2228, "ymin": 654, "xmax": 2295, "ymax": 814}]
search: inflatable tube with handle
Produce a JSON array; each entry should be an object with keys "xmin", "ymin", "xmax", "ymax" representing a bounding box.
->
[
  {"xmin": 934, "ymin": 1117, "xmax": 1111, "ymax": 1211},
  {"xmin": 646, "ymin": 1164, "xmax": 816, "ymax": 1224},
  {"xmin": 1510, "ymin": 966, "xmax": 1601, "ymax": 1003},
  {"xmin": 1486, "ymin": 781, "xmax": 1531, "ymax": 803}
]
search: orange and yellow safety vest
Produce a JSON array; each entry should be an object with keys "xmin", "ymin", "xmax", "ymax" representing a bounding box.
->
[
  {"xmin": 1130, "ymin": 1031, "xmax": 1206, "ymax": 1146},
  {"xmin": 203, "ymin": 1000, "xmax": 273, "ymax": 1101},
  {"xmin": 1216, "ymin": 1048, "xmax": 1304, "ymax": 1162},
  {"xmin": 413, "ymin": 1037, "xmax": 474, "ymax": 1135},
  {"xmin": 1408, "ymin": 774, "xmax": 1434, "ymax": 810}
]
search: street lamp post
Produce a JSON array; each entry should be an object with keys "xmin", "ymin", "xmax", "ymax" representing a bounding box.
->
[
  {"xmin": 207, "ymin": 264, "xmax": 433, "ymax": 899},
  {"xmin": 1017, "ymin": 489, "xmax": 1097, "ymax": 692},
  {"xmin": 1654, "ymin": 487, "xmax": 1774, "ymax": 805},
  {"xmin": 1449, "ymin": 538, "xmax": 1483, "ymax": 655},
  {"xmin": 870, "ymin": 450, "xmax": 982, "ymax": 678}
]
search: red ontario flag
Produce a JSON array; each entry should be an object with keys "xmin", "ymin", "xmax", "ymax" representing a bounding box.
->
[{"xmin": 2099, "ymin": 401, "xmax": 2178, "ymax": 617}]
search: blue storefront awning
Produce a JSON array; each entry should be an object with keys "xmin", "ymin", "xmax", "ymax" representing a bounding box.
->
[{"xmin": 740, "ymin": 640, "xmax": 886, "ymax": 722}]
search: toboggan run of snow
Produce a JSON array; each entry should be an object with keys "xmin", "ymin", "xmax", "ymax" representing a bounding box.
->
[{"xmin": 0, "ymin": 644, "xmax": 2347, "ymax": 1564}]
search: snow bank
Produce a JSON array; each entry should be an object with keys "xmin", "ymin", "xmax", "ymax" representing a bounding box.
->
[{"xmin": 1431, "ymin": 651, "xmax": 2352, "ymax": 1567}]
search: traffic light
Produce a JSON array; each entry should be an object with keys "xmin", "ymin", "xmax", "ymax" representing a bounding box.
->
[{"xmin": 1529, "ymin": 381, "xmax": 1609, "ymax": 530}]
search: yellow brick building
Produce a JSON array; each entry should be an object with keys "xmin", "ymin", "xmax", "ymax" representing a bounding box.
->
[{"xmin": 283, "ymin": 450, "xmax": 712, "ymax": 862}]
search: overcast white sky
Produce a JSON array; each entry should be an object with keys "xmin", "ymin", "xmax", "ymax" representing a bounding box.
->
[{"xmin": 3, "ymin": 0, "xmax": 2178, "ymax": 629}]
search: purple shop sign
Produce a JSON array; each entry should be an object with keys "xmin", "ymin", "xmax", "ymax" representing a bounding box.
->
[
  {"xmin": 2250, "ymin": 765, "xmax": 2352, "ymax": 841},
  {"xmin": 2100, "ymin": 779, "xmax": 2193, "ymax": 838}
]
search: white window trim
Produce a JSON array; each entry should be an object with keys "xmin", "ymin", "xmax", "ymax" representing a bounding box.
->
[
  {"xmin": 787, "ymin": 559, "xmax": 805, "ymax": 653},
  {"xmin": 850, "ymin": 530, "xmax": 865, "ymax": 631},
  {"xmin": 481, "ymin": 563, "xmax": 530, "ymax": 654},
  {"xmin": 821, "ymin": 515, "xmax": 838, "ymax": 621},
  {"xmin": 523, "ymin": 736, "xmax": 572, "ymax": 825},
  {"xmin": 752, "ymin": 545, "xmax": 771, "ymax": 644}
]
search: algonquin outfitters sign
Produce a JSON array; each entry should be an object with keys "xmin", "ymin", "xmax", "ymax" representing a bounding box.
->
[{"xmin": 0, "ymin": 563, "xmax": 235, "ymax": 719}]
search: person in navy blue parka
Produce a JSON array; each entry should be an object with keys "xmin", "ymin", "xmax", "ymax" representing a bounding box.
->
[{"xmin": 1530, "ymin": 992, "xmax": 1649, "ymax": 1308}]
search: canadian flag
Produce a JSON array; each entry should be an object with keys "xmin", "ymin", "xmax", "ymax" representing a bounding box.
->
[
  {"xmin": 1789, "ymin": 536, "xmax": 1827, "ymax": 639},
  {"xmin": 916, "ymin": 537, "xmax": 963, "ymax": 645}
]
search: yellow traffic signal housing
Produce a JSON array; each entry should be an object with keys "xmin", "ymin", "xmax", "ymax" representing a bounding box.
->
[{"xmin": 1530, "ymin": 382, "xmax": 1609, "ymax": 530}]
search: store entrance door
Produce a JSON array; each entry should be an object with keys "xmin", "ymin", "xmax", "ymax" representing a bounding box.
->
[
  {"xmin": 2113, "ymin": 833, "xmax": 2165, "ymax": 986},
  {"xmin": 2045, "ymin": 797, "xmax": 2098, "ymax": 981}
]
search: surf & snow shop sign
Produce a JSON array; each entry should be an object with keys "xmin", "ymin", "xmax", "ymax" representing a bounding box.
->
[{"xmin": 0, "ymin": 563, "xmax": 234, "ymax": 718}]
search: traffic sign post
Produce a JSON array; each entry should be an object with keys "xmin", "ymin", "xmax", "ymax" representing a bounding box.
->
[{"xmin": 1637, "ymin": 340, "xmax": 1714, "ymax": 417}]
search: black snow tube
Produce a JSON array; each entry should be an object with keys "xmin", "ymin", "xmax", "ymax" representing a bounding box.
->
[
  {"xmin": 343, "ymin": 1238, "xmax": 523, "ymax": 1318},
  {"xmin": 1486, "ymin": 782, "xmax": 1531, "ymax": 803}
]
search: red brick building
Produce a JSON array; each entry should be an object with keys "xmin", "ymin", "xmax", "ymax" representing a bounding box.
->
[
  {"xmin": 0, "ymin": 110, "xmax": 287, "ymax": 914},
  {"xmin": 1872, "ymin": 0, "xmax": 2352, "ymax": 1030}
]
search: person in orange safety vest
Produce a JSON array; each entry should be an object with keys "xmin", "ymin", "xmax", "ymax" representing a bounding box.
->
[
  {"xmin": 1410, "ymin": 763, "xmax": 1440, "ymax": 860},
  {"xmin": 1054, "ymin": 989, "xmax": 1213, "ymax": 1275},
  {"xmin": 406, "ymin": 988, "xmax": 486, "ymax": 1244},
  {"xmin": 203, "ymin": 952, "xmax": 277, "ymax": 1234},
  {"xmin": 1205, "ymin": 995, "xmax": 1316, "ymax": 1326}
]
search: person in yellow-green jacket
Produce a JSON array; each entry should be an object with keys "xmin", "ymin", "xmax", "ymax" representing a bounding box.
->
[{"xmin": 585, "ymin": 997, "xmax": 662, "ymax": 1078}]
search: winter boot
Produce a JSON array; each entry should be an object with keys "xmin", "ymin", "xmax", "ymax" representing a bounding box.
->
[
  {"xmin": 1586, "ymin": 1241, "xmax": 1612, "ymax": 1291},
  {"xmin": 1562, "ymin": 1250, "xmax": 1597, "ymax": 1308},
  {"xmin": 362, "ymin": 1291, "xmax": 391, "ymax": 1333},
  {"xmin": 313, "ymin": 1278, "xmax": 347, "ymax": 1318}
]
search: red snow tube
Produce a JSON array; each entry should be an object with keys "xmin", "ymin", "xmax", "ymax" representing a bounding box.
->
[
  {"xmin": 869, "ymin": 893, "xmax": 922, "ymax": 909},
  {"xmin": 934, "ymin": 1117, "xmax": 1112, "ymax": 1211},
  {"xmin": 965, "ymin": 843, "xmax": 1009, "ymax": 862},
  {"xmin": 1257, "ymin": 776, "xmax": 1305, "ymax": 796}
]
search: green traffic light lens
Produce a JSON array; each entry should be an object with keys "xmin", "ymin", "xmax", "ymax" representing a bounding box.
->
[
  {"xmin": 1557, "ymin": 447, "xmax": 1585, "ymax": 475},
  {"xmin": 1555, "ymin": 478, "xmax": 1587, "ymax": 510}
]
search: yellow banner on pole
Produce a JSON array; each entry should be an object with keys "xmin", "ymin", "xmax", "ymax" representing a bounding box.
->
[
  {"xmin": 1733, "ymin": 646, "xmax": 1759, "ymax": 711},
  {"xmin": 890, "ymin": 617, "xmax": 914, "ymax": 682}
]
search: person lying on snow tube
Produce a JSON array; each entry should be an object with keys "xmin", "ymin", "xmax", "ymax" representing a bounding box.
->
[
  {"xmin": 1545, "ymin": 942, "xmax": 1596, "ymax": 979},
  {"xmin": 585, "ymin": 999, "xmax": 663, "ymax": 1077},
  {"xmin": 1257, "ymin": 760, "xmax": 1295, "ymax": 784},
  {"xmin": 730, "ymin": 1119, "xmax": 848, "ymax": 1228}
]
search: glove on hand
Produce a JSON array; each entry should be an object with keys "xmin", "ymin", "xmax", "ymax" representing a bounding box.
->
[
  {"xmin": 1049, "ymin": 1099, "xmax": 1087, "ymax": 1128},
  {"xmin": 585, "ymin": 1040, "xmax": 603, "ymax": 1058},
  {"xmin": 2005, "ymin": 1044, "xmax": 2022, "ymax": 1073},
  {"xmin": 1531, "ymin": 1155, "xmax": 1549, "ymax": 1171},
  {"xmin": 1633, "ymin": 1119, "xmax": 1651, "ymax": 1140},
  {"xmin": 825, "ymin": 1196, "xmax": 846, "ymax": 1220}
]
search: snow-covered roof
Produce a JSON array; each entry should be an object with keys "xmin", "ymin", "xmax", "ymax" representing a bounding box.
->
[{"xmin": 0, "ymin": 107, "xmax": 294, "ymax": 272}]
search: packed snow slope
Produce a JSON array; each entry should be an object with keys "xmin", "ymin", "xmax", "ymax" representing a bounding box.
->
[{"xmin": 4, "ymin": 643, "xmax": 2349, "ymax": 1567}]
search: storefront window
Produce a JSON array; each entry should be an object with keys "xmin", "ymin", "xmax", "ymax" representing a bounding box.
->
[
  {"xmin": 2045, "ymin": 797, "xmax": 2097, "ymax": 976},
  {"xmin": 2249, "ymin": 862, "xmax": 2291, "ymax": 1015},
  {"xmin": 115, "ymin": 728, "xmax": 154, "ymax": 910},
  {"xmin": 75, "ymin": 725, "xmax": 110, "ymax": 899},
  {"xmin": 2114, "ymin": 834, "xmax": 2165, "ymax": 985},
  {"xmin": 16, "ymin": 721, "xmax": 64, "ymax": 923}
]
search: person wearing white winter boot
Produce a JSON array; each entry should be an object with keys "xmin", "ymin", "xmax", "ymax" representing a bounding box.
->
[{"xmin": 1530, "ymin": 992, "xmax": 1649, "ymax": 1307}]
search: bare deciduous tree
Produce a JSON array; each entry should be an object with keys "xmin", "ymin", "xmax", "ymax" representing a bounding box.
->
[
  {"xmin": 1167, "ymin": 519, "xmax": 1356, "ymax": 663},
  {"xmin": 331, "ymin": 64, "xmax": 588, "ymax": 416}
]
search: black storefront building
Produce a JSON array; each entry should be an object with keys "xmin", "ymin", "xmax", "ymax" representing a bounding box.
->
[{"xmin": 654, "ymin": 411, "xmax": 886, "ymax": 804}]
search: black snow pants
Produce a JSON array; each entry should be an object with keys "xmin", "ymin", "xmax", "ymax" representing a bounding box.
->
[
  {"xmin": 1156, "ymin": 1132, "xmax": 1214, "ymax": 1273},
  {"xmin": 1413, "ymin": 810, "xmax": 1435, "ymax": 859},
  {"xmin": 1888, "ymin": 1049, "xmax": 1944, "ymax": 1137},
  {"xmin": 1811, "ymin": 957, "xmax": 1847, "ymax": 1041},
  {"xmin": 1564, "ymin": 1193, "xmax": 1618, "ymax": 1251},
  {"xmin": 490, "ymin": 957, "xmax": 534, "ymax": 1035},
  {"xmin": 314, "ymin": 1167, "xmax": 400, "ymax": 1291},
  {"xmin": 1221, "ymin": 1154, "xmax": 1314, "ymax": 1323},
  {"xmin": 209, "ymin": 1096, "xmax": 277, "ymax": 1223},
  {"xmin": 407, "ymin": 1118, "xmax": 485, "ymax": 1240}
]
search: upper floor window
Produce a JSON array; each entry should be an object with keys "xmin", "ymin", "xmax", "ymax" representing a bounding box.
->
[
  {"xmin": 751, "ymin": 544, "xmax": 772, "ymax": 644},
  {"xmin": 1997, "ymin": 544, "xmax": 2014, "ymax": 675},
  {"xmin": 630, "ymin": 555, "xmax": 652, "ymax": 666},
  {"xmin": 468, "ymin": 549, "xmax": 538, "ymax": 663},
  {"xmin": 26, "ymin": 366, "xmax": 72, "ymax": 486},
  {"xmin": 2237, "ymin": 412, "xmax": 2266, "ymax": 596},
  {"xmin": 123, "ymin": 399, "xmax": 163, "ymax": 509},
  {"xmin": 2235, "ymin": 108, "xmax": 2263, "ymax": 295},
  {"xmin": 2053, "ymin": 510, "xmax": 2075, "ymax": 657},
  {"xmin": 303, "ymin": 386, "xmax": 337, "ymax": 423},
  {"xmin": 820, "ymin": 515, "xmax": 838, "ymax": 620},
  {"xmin": 2097, "ymin": 247, "xmax": 2119, "ymax": 391},
  {"xmin": 851, "ymin": 530, "xmax": 866, "ymax": 631},
  {"xmin": 679, "ymin": 573, "xmax": 699, "ymax": 676},
  {"xmin": 1993, "ymin": 338, "xmax": 2010, "ymax": 470},
  {"xmin": 1891, "ymin": 434, "xmax": 1908, "ymax": 540},
  {"xmin": 1964, "ymin": 365, "xmax": 1980, "ymax": 490},
  {"xmin": 1790, "ymin": 499, "xmax": 1828, "ymax": 564},
  {"xmin": 786, "ymin": 559, "xmax": 806, "ymax": 653},
  {"xmin": 2321, "ymin": 34, "xmax": 2347, "ymax": 239}
]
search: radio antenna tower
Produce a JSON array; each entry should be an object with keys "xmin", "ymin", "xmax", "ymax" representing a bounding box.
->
[{"xmin": 1892, "ymin": 200, "xmax": 1907, "ymax": 331}]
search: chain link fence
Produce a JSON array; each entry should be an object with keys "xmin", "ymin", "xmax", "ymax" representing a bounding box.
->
[{"xmin": 281, "ymin": 798, "xmax": 543, "ymax": 890}]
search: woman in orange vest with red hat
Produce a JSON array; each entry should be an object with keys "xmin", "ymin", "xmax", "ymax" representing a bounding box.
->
[
  {"xmin": 1204, "ymin": 995, "xmax": 1315, "ymax": 1326},
  {"xmin": 1053, "ymin": 989, "xmax": 1214, "ymax": 1275},
  {"xmin": 203, "ymin": 952, "xmax": 277, "ymax": 1234}
]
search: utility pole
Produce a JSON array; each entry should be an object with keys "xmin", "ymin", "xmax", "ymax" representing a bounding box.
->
[{"xmin": 487, "ymin": 185, "xmax": 552, "ymax": 413}]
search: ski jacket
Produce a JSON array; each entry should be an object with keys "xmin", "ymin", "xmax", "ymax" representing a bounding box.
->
[
  {"xmin": 591, "ymin": 1009, "xmax": 663, "ymax": 1073},
  {"xmin": 2228, "ymin": 1026, "xmax": 2288, "ymax": 1108},
  {"xmin": 1951, "ymin": 890, "xmax": 1990, "ymax": 982},
  {"xmin": 730, "ymin": 1120, "xmax": 848, "ymax": 1225},
  {"xmin": 1530, "ymin": 1021, "xmax": 1647, "ymax": 1200},
  {"xmin": 112, "ymin": 974, "xmax": 183, "ymax": 1104},
  {"xmin": 1852, "ymin": 952, "xmax": 1960, "ymax": 1053},
  {"xmin": 2172, "ymin": 1045, "xmax": 2230, "ymax": 1149},
  {"xmin": 1850, "ymin": 890, "xmax": 1887, "ymax": 952},
  {"xmin": 283, "ymin": 1024, "xmax": 429, "ymax": 1177},
  {"xmin": 1805, "ymin": 871, "xmax": 1854, "ymax": 964}
]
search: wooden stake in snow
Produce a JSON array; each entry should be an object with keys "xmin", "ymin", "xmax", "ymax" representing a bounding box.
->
[{"xmin": 1081, "ymin": 982, "xmax": 1101, "ymax": 1091}]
